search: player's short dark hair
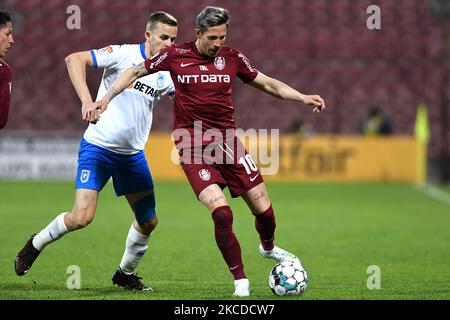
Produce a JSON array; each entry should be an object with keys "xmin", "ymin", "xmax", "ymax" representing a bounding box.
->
[
  {"xmin": 0, "ymin": 10, "xmax": 12, "ymax": 28},
  {"xmin": 146, "ymin": 11, "xmax": 177, "ymax": 32},
  {"xmin": 196, "ymin": 6, "xmax": 230, "ymax": 33}
]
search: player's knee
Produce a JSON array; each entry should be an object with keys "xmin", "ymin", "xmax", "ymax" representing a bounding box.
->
[
  {"xmin": 211, "ymin": 206, "xmax": 233, "ymax": 230},
  {"xmin": 132, "ymin": 193, "xmax": 156, "ymax": 228},
  {"xmin": 253, "ymin": 202, "xmax": 273, "ymax": 216}
]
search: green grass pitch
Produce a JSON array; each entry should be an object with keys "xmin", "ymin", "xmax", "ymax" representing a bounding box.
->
[{"xmin": 0, "ymin": 181, "xmax": 449, "ymax": 300}]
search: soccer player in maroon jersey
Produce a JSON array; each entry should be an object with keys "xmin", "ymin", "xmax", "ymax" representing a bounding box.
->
[
  {"xmin": 92, "ymin": 6, "xmax": 325, "ymax": 296},
  {"xmin": 0, "ymin": 10, "xmax": 14, "ymax": 129}
]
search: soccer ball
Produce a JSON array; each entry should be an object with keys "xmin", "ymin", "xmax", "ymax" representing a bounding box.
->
[{"xmin": 268, "ymin": 261, "xmax": 308, "ymax": 296}]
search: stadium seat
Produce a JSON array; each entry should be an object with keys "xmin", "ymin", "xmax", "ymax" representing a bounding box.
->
[{"xmin": 3, "ymin": 0, "xmax": 446, "ymax": 156}]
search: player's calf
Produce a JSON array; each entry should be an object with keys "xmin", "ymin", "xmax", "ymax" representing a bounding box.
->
[
  {"xmin": 253, "ymin": 205, "xmax": 276, "ymax": 251},
  {"xmin": 118, "ymin": 224, "xmax": 151, "ymax": 275},
  {"xmin": 131, "ymin": 192, "xmax": 157, "ymax": 229},
  {"xmin": 212, "ymin": 206, "xmax": 247, "ymax": 280}
]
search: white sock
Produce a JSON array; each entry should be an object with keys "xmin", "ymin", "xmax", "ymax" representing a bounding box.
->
[
  {"xmin": 119, "ymin": 224, "xmax": 150, "ymax": 275},
  {"xmin": 32, "ymin": 212, "xmax": 69, "ymax": 251}
]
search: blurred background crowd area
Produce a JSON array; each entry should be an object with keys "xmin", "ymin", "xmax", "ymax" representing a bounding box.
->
[{"xmin": 1, "ymin": 0, "xmax": 448, "ymax": 160}]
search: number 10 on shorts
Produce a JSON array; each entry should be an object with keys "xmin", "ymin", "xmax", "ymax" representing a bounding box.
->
[{"xmin": 239, "ymin": 154, "xmax": 258, "ymax": 174}]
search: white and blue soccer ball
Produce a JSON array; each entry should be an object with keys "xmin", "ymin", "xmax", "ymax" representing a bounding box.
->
[{"xmin": 268, "ymin": 261, "xmax": 308, "ymax": 296}]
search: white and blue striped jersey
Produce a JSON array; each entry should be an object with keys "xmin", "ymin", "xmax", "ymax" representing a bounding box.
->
[{"xmin": 84, "ymin": 43, "xmax": 174, "ymax": 154}]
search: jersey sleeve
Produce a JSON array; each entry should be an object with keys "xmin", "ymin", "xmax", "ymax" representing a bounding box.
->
[
  {"xmin": 144, "ymin": 47, "xmax": 172, "ymax": 74},
  {"xmin": 90, "ymin": 45, "xmax": 127, "ymax": 69},
  {"xmin": 235, "ymin": 50, "xmax": 259, "ymax": 83},
  {"xmin": 167, "ymin": 80, "xmax": 175, "ymax": 100}
]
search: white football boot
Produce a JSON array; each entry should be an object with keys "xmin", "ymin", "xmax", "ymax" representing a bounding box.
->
[
  {"xmin": 259, "ymin": 244, "xmax": 303, "ymax": 268},
  {"xmin": 233, "ymin": 278, "xmax": 250, "ymax": 297}
]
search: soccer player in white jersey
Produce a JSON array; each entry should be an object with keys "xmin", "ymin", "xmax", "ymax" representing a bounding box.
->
[{"xmin": 14, "ymin": 12, "xmax": 178, "ymax": 291}]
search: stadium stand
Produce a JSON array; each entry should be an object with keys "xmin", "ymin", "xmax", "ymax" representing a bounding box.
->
[{"xmin": 1, "ymin": 0, "xmax": 448, "ymax": 157}]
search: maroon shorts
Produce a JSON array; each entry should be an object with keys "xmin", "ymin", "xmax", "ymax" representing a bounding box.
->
[{"xmin": 179, "ymin": 136, "xmax": 264, "ymax": 198}]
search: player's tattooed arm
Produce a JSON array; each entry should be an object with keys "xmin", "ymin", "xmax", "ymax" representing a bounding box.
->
[
  {"xmin": 106, "ymin": 64, "xmax": 145, "ymax": 102},
  {"xmin": 105, "ymin": 62, "xmax": 148, "ymax": 103},
  {"xmin": 133, "ymin": 62, "xmax": 149, "ymax": 78},
  {"xmin": 104, "ymin": 88, "xmax": 120, "ymax": 102},
  {"xmin": 93, "ymin": 63, "xmax": 149, "ymax": 116}
]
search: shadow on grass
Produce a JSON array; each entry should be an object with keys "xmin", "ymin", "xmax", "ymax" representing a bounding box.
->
[
  {"xmin": 0, "ymin": 282, "xmax": 248, "ymax": 300},
  {"xmin": 0, "ymin": 282, "xmax": 159, "ymax": 300}
]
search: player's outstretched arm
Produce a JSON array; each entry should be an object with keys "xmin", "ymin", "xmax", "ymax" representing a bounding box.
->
[
  {"xmin": 249, "ymin": 72, "xmax": 325, "ymax": 112},
  {"xmin": 89, "ymin": 62, "xmax": 148, "ymax": 122}
]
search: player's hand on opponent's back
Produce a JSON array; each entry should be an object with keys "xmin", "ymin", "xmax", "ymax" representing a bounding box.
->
[{"xmin": 303, "ymin": 95, "xmax": 325, "ymax": 113}]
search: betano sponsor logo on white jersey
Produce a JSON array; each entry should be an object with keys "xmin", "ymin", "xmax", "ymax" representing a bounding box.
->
[{"xmin": 130, "ymin": 80, "xmax": 161, "ymax": 97}]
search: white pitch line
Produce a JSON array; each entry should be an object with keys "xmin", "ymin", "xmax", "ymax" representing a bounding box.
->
[{"xmin": 414, "ymin": 184, "xmax": 450, "ymax": 206}]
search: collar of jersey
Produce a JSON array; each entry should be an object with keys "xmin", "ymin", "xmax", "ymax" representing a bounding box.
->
[{"xmin": 140, "ymin": 43, "xmax": 147, "ymax": 60}]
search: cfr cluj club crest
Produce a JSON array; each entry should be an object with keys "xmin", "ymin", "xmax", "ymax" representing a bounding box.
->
[
  {"xmin": 214, "ymin": 56, "xmax": 225, "ymax": 70},
  {"xmin": 199, "ymin": 169, "xmax": 211, "ymax": 181}
]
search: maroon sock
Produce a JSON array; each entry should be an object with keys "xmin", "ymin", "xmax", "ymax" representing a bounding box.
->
[
  {"xmin": 211, "ymin": 206, "xmax": 246, "ymax": 280},
  {"xmin": 254, "ymin": 205, "xmax": 276, "ymax": 251}
]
